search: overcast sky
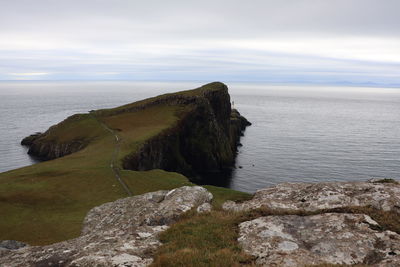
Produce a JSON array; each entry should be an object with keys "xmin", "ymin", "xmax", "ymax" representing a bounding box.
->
[{"xmin": 1, "ymin": 0, "xmax": 399, "ymax": 86}]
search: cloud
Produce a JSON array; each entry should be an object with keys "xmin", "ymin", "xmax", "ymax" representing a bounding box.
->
[
  {"xmin": 9, "ymin": 72, "xmax": 48, "ymax": 76},
  {"xmin": 0, "ymin": 0, "xmax": 399, "ymax": 85}
]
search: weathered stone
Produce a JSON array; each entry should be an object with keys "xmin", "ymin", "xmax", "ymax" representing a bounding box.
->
[
  {"xmin": 223, "ymin": 180, "xmax": 400, "ymax": 213},
  {"xmin": 196, "ymin": 203, "xmax": 212, "ymax": 213},
  {"xmin": 0, "ymin": 186, "xmax": 212, "ymax": 267},
  {"xmin": 238, "ymin": 213, "xmax": 400, "ymax": 266},
  {"xmin": 0, "ymin": 240, "xmax": 27, "ymax": 250}
]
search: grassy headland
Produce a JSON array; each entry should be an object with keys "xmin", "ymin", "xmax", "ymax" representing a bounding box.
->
[{"xmin": 0, "ymin": 82, "xmax": 250, "ymax": 245}]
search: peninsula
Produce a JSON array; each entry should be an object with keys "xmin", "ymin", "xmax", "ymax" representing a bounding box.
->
[{"xmin": 0, "ymin": 82, "xmax": 250, "ymax": 245}]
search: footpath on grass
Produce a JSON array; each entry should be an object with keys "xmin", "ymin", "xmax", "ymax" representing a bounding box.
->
[{"xmin": 90, "ymin": 112, "xmax": 133, "ymax": 196}]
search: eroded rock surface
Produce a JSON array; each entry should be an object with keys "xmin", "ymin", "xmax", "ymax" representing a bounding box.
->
[
  {"xmin": 238, "ymin": 213, "xmax": 400, "ymax": 266},
  {"xmin": 0, "ymin": 240, "xmax": 27, "ymax": 250},
  {"xmin": 0, "ymin": 186, "xmax": 212, "ymax": 267},
  {"xmin": 223, "ymin": 180, "xmax": 400, "ymax": 213},
  {"xmin": 196, "ymin": 202, "xmax": 212, "ymax": 213}
]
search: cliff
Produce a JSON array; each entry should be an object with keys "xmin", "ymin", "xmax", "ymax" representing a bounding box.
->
[
  {"xmin": 21, "ymin": 82, "xmax": 251, "ymax": 181},
  {"xmin": 20, "ymin": 114, "xmax": 97, "ymax": 159},
  {"xmin": 121, "ymin": 83, "xmax": 251, "ymax": 179},
  {"xmin": 1, "ymin": 180, "xmax": 399, "ymax": 266}
]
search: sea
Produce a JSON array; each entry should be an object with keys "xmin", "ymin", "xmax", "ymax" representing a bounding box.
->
[{"xmin": 1, "ymin": 81, "xmax": 399, "ymax": 193}]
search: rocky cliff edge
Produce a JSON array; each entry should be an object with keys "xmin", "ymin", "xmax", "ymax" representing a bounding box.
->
[{"xmin": 1, "ymin": 180, "xmax": 400, "ymax": 266}]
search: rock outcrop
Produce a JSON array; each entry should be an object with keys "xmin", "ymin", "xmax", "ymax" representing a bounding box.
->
[
  {"xmin": 2, "ymin": 180, "xmax": 399, "ymax": 266},
  {"xmin": 0, "ymin": 186, "xmax": 212, "ymax": 267},
  {"xmin": 239, "ymin": 213, "xmax": 400, "ymax": 266},
  {"xmin": 20, "ymin": 114, "xmax": 90, "ymax": 160},
  {"xmin": 20, "ymin": 133, "xmax": 42, "ymax": 146},
  {"xmin": 223, "ymin": 180, "xmax": 400, "ymax": 213},
  {"xmin": 224, "ymin": 180, "xmax": 400, "ymax": 266}
]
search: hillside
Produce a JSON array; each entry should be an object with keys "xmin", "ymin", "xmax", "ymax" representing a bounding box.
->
[{"xmin": 0, "ymin": 82, "xmax": 250, "ymax": 245}]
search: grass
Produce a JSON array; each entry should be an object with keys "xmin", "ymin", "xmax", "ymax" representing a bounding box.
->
[
  {"xmin": 203, "ymin": 185, "xmax": 253, "ymax": 209},
  {"xmin": 151, "ymin": 210, "xmax": 255, "ymax": 267},
  {"xmin": 0, "ymin": 103, "xmax": 190, "ymax": 245},
  {"xmin": 151, "ymin": 205, "xmax": 400, "ymax": 266},
  {"xmin": 0, "ymin": 83, "xmax": 247, "ymax": 245}
]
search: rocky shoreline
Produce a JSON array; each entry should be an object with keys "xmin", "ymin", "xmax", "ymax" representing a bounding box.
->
[{"xmin": 1, "ymin": 179, "xmax": 399, "ymax": 266}]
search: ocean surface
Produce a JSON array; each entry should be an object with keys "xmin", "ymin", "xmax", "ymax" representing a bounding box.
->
[{"xmin": 1, "ymin": 81, "xmax": 399, "ymax": 193}]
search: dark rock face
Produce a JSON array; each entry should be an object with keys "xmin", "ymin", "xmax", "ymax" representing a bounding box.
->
[
  {"xmin": 122, "ymin": 82, "xmax": 251, "ymax": 180},
  {"xmin": 21, "ymin": 114, "xmax": 90, "ymax": 160},
  {"xmin": 20, "ymin": 133, "xmax": 42, "ymax": 146},
  {"xmin": 230, "ymin": 109, "xmax": 251, "ymax": 151},
  {"xmin": 25, "ymin": 139, "xmax": 87, "ymax": 160}
]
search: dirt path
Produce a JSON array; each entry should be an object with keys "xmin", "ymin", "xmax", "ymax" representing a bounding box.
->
[{"xmin": 90, "ymin": 113, "xmax": 133, "ymax": 196}]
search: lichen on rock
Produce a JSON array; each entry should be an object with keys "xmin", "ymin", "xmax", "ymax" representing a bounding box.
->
[
  {"xmin": 238, "ymin": 213, "xmax": 400, "ymax": 266},
  {"xmin": 223, "ymin": 180, "xmax": 400, "ymax": 213},
  {"xmin": 0, "ymin": 186, "xmax": 212, "ymax": 267},
  {"xmin": 223, "ymin": 180, "xmax": 400, "ymax": 266}
]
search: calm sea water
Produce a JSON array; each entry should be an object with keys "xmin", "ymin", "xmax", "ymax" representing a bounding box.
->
[{"xmin": 1, "ymin": 81, "xmax": 399, "ymax": 193}]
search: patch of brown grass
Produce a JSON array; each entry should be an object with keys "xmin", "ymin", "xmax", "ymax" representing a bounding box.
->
[{"xmin": 371, "ymin": 178, "xmax": 398, "ymax": 184}]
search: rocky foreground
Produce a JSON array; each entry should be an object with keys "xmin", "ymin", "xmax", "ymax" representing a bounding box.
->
[
  {"xmin": 1, "ymin": 180, "xmax": 400, "ymax": 266},
  {"xmin": 224, "ymin": 180, "xmax": 400, "ymax": 266}
]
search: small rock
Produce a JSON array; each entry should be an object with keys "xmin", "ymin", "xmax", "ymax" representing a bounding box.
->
[
  {"xmin": 197, "ymin": 203, "xmax": 212, "ymax": 213},
  {"xmin": 222, "ymin": 200, "xmax": 240, "ymax": 212}
]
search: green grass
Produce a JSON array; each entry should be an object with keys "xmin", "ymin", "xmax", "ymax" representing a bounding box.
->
[
  {"xmin": 0, "ymin": 83, "xmax": 246, "ymax": 245},
  {"xmin": 151, "ymin": 210, "xmax": 255, "ymax": 267},
  {"xmin": 203, "ymin": 185, "xmax": 252, "ymax": 209},
  {"xmin": 0, "ymin": 104, "xmax": 190, "ymax": 245}
]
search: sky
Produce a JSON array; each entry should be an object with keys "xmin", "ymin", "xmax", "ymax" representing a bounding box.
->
[{"xmin": 0, "ymin": 0, "xmax": 400, "ymax": 86}]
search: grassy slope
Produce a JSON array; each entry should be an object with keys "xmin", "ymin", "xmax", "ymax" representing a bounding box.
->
[
  {"xmin": 0, "ymin": 104, "xmax": 179, "ymax": 244},
  {"xmin": 0, "ymin": 85, "xmax": 248, "ymax": 245}
]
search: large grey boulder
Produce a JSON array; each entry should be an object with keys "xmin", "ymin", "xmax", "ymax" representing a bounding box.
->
[
  {"xmin": 238, "ymin": 213, "xmax": 400, "ymax": 266},
  {"xmin": 0, "ymin": 186, "xmax": 212, "ymax": 267},
  {"xmin": 223, "ymin": 180, "xmax": 400, "ymax": 213}
]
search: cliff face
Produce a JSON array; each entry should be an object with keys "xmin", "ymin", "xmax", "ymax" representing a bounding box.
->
[
  {"xmin": 21, "ymin": 114, "xmax": 92, "ymax": 160},
  {"xmin": 22, "ymin": 82, "xmax": 251, "ymax": 181},
  {"xmin": 121, "ymin": 82, "xmax": 251, "ymax": 179},
  {"xmin": 23, "ymin": 137, "xmax": 87, "ymax": 160}
]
